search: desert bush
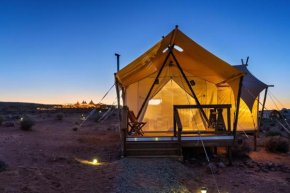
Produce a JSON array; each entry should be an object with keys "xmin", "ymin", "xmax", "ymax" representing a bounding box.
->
[
  {"xmin": 265, "ymin": 136, "xmax": 289, "ymax": 153},
  {"xmin": 0, "ymin": 160, "xmax": 7, "ymax": 172},
  {"xmin": 231, "ymin": 134, "xmax": 252, "ymax": 157},
  {"xmin": 0, "ymin": 114, "xmax": 6, "ymax": 125},
  {"xmin": 56, "ymin": 113, "xmax": 63, "ymax": 121},
  {"xmin": 266, "ymin": 130, "xmax": 282, "ymax": 137},
  {"xmin": 20, "ymin": 116, "xmax": 35, "ymax": 131}
]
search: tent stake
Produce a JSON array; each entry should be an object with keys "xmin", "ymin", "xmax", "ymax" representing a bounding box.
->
[{"xmin": 170, "ymin": 51, "xmax": 210, "ymax": 126}]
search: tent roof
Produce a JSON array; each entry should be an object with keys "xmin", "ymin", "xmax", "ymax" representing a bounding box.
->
[
  {"xmin": 234, "ymin": 65, "xmax": 268, "ymax": 111},
  {"xmin": 116, "ymin": 28, "xmax": 245, "ymax": 94}
]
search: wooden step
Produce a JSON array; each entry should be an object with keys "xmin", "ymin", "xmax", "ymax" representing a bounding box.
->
[
  {"xmin": 126, "ymin": 148, "xmax": 179, "ymax": 156},
  {"xmin": 126, "ymin": 141, "xmax": 178, "ymax": 149},
  {"xmin": 126, "ymin": 155, "xmax": 183, "ymax": 162}
]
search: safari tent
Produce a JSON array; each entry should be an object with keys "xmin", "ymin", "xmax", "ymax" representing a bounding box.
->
[{"xmin": 115, "ymin": 26, "xmax": 268, "ymax": 162}]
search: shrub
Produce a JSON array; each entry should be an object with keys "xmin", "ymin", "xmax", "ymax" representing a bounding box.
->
[
  {"xmin": 266, "ymin": 130, "xmax": 282, "ymax": 137},
  {"xmin": 0, "ymin": 160, "xmax": 7, "ymax": 172},
  {"xmin": 265, "ymin": 136, "xmax": 289, "ymax": 153},
  {"xmin": 56, "ymin": 113, "xmax": 63, "ymax": 121},
  {"xmin": 0, "ymin": 114, "xmax": 6, "ymax": 125},
  {"xmin": 231, "ymin": 135, "xmax": 252, "ymax": 157},
  {"xmin": 20, "ymin": 116, "xmax": 35, "ymax": 131}
]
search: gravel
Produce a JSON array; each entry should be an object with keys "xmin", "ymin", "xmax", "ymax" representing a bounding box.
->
[{"xmin": 115, "ymin": 158, "xmax": 198, "ymax": 193}]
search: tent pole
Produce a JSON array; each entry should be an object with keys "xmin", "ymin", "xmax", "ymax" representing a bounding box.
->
[
  {"xmin": 258, "ymin": 87, "xmax": 268, "ymax": 137},
  {"xmin": 170, "ymin": 51, "xmax": 210, "ymax": 126},
  {"xmin": 136, "ymin": 47, "xmax": 172, "ymax": 119},
  {"xmin": 233, "ymin": 76, "xmax": 244, "ymax": 140}
]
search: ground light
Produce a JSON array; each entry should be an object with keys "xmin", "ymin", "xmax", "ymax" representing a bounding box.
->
[
  {"xmin": 75, "ymin": 158, "xmax": 102, "ymax": 166},
  {"xmin": 92, "ymin": 159, "xmax": 98, "ymax": 165},
  {"xmin": 200, "ymin": 187, "xmax": 208, "ymax": 193}
]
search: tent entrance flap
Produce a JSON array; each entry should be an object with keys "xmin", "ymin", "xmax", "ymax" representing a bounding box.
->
[{"xmin": 142, "ymin": 80, "xmax": 206, "ymax": 132}]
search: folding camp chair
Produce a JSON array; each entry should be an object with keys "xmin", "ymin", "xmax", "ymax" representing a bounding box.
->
[{"xmin": 128, "ymin": 110, "xmax": 146, "ymax": 136}]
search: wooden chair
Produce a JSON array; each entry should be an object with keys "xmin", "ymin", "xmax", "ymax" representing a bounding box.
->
[{"xmin": 128, "ymin": 110, "xmax": 146, "ymax": 136}]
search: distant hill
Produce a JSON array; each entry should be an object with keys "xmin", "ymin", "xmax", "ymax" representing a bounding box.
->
[{"xmin": 0, "ymin": 102, "xmax": 58, "ymax": 108}]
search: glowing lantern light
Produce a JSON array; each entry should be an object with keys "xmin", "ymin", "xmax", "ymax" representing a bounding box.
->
[
  {"xmin": 155, "ymin": 137, "xmax": 159, "ymax": 141},
  {"xmin": 200, "ymin": 187, "xmax": 208, "ymax": 193},
  {"xmin": 20, "ymin": 118, "xmax": 23, "ymax": 121},
  {"xmin": 92, "ymin": 159, "xmax": 98, "ymax": 165},
  {"xmin": 134, "ymin": 138, "xmax": 137, "ymax": 141},
  {"xmin": 99, "ymin": 110, "xmax": 102, "ymax": 113}
]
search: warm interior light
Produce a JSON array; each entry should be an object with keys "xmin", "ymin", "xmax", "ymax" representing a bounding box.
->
[
  {"xmin": 149, "ymin": 99, "xmax": 162, "ymax": 105},
  {"xmin": 93, "ymin": 159, "xmax": 98, "ymax": 165},
  {"xmin": 20, "ymin": 118, "xmax": 23, "ymax": 121},
  {"xmin": 200, "ymin": 187, "xmax": 208, "ymax": 193}
]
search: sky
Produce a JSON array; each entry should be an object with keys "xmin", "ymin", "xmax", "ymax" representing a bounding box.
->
[{"xmin": 0, "ymin": 0, "xmax": 289, "ymax": 110}]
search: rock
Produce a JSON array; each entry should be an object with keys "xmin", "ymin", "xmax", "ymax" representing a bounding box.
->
[
  {"xmin": 217, "ymin": 162, "xmax": 226, "ymax": 168},
  {"xmin": 245, "ymin": 161, "xmax": 255, "ymax": 168},
  {"xmin": 3, "ymin": 122, "xmax": 15, "ymax": 127},
  {"xmin": 266, "ymin": 161, "xmax": 273, "ymax": 167},
  {"xmin": 206, "ymin": 163, "xmax": 218, "ymax": 174},
  {"xmin": 277, "ymin": 162, "xmax": 284, "ymax": 167},
  {"xmin": 254, "ymin": 169, "xmax": 260, "ymax": 172},
  {"xmin": 72, "ymin": 127, "xmax": 78, "ymax": 131}
]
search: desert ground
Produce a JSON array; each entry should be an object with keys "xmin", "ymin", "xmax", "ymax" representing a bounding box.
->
[{"xmin": 0, "ymin": 110, "xmax": 290, "ymax": 193}]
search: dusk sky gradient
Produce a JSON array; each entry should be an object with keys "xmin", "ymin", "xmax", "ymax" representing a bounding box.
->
[{"xmin": 0, "ymin": 0, "xmax": 289, "ymax": 110}]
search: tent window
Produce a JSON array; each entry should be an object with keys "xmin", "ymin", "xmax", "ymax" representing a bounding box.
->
[
  {"xmin": 162, "ymin": 47, "xmax": 169, "ymax": 53},
  {"xmin": 149, "ymin": 99, "xmax": 162, "ymax": 105},
  {"xmin": 174, "ymin": 45, "xmax": 183, "ymax": 52}
]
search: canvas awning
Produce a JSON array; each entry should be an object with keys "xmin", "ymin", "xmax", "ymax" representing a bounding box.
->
[{"xmin": 234, "ymin": 65, "xmax": 268, "ymax": 111}]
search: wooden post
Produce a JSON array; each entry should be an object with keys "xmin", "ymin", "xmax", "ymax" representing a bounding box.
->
[
  {"xmin": 233, "ymin": 76, "xmax": 244, "ymax": 140},
  {"xmin": 136, "ymin": 47, "xmax": 172, "ymax": 119},
  {"xmin": 227, "ymin": 107, "xmax": 231, "ymax": 132},
  {"xmin": 254, "ymin": 131, "xmax": 257, "ymax": 151},
  {"xmin": 214, "ymin": 147, "xmax": 217, "ymax": 155},
  {"xmin": 228, "ymin": 146, "xmax": 232, "ymax": 166},
  {"xmin": 121, "ymin": 106, "xmax": 128, "ymax": 157},
  {"xmin": 178, "ymin": 128, "xmax": 182, "ymax": 156},
  {"xmin": 258, "ymin": 87, "xmax": 268, "ymax": 137},
  {"xmin": 170, "ymin": 51, "xmax": 210, "ymax": 126}
]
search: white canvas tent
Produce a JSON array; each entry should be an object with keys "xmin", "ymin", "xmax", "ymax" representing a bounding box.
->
[{"xmin": 116, "ymin": 27, "xmax": 266, "ymax": 133}]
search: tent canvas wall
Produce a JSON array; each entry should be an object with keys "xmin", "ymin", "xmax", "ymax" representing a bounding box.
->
[{"xmin": 116, "ymin": 27, "xmax": 266, "ymax": 134}]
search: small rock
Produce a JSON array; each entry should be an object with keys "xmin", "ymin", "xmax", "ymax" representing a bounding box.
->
[
  {"xmin": 217, "ymin": 162, "xmax": 226, "ymax": 168},
  {"xmin": 277, "ymin": 162, "xmax": 284, "ymax": 167},
  {"xmin": 266, "ymin": 161, "xmax": 273, "ymax": 167},
  {"xmin": 206, "ymin": 163, "xmax": 218, "ymax": 174},
  {"xmin": 254, "ymin": 169, "xmax": 260, "ymax": 172},
  {"xmin": 72, "ymin": 127, "xmax": 78, "ymax": 131}
]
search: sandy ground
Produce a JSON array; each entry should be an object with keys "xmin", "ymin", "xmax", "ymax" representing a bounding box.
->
[{"xmin": 0, "ymin": 114, "xmax": 290, "ymax": 193}]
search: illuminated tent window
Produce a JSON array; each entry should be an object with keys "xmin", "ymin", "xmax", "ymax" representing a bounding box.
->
[
  {"xmin": 149, "ymin": 99, "xmax": 162, "ymax": 105},
  {"xmin": 162, "ymin": 47, "xmax": 169, "ymax": 53},
  {"xmin": 174, "ymin": 45, "xmax": 183, "ymax": 52}
]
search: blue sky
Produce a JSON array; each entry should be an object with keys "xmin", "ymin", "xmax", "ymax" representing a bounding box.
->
[{"xmin": 0, "ymin": 0, "xmax": 289, "ymax": 109}]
